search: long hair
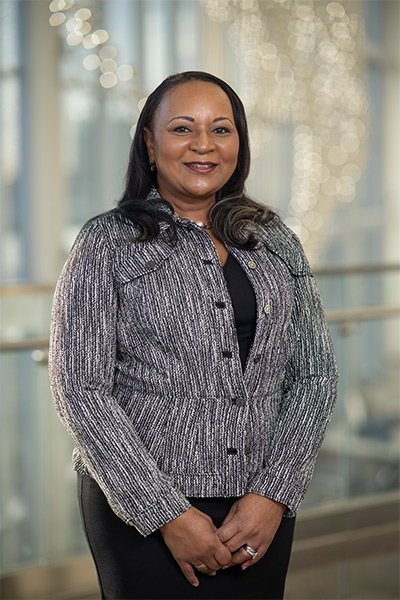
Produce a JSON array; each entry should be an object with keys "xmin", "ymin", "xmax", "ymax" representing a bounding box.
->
[{"xmin": 117, "ymin": 71, "xmax": 275, "ymax": 247}]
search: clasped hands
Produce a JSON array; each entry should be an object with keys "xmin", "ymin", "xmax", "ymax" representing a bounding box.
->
[{"xmin": 160, "ymin": 493, "xmax": 285, "ymax": 587}]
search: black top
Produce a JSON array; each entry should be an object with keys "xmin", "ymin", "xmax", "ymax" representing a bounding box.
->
[{"xmin": 222, "ymin": 253, "xmax": 257, "ymax": 371}]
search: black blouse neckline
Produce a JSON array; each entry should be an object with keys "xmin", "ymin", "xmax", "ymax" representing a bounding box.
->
[{"xmin": 222, "ymin": 253, "xmax": 257, "ymax": 372}]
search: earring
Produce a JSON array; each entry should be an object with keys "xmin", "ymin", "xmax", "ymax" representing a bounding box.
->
[{"xmin": 150, "ymin": 162, "xmax": 155, "ymax": 172}]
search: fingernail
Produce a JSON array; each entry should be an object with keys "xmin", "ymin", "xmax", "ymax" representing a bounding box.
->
[
  {"xmin": 192, "ymin": 582, "xmax": 199, "ymax": 587},
  {"xmin": 242, "ymin": 565, "xmax": 248, "ymax": 571},
  {"xmin": 222, "ymin": 566, "xmax": 229, "ymax": 570}
]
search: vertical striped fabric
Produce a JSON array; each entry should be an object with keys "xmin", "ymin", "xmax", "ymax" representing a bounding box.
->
[{"xmin": 49, "ymin": 201, "xmax": 338, "ymax": 536}]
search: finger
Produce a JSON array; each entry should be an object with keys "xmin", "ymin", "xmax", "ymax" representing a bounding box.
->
[
  {"xmin": 179, "ymin": 561, "xmax": 199, "ymax": 587},
  {"xmin": 206, "ymin": 570, "xmax": 217, "ymax": 577},
  {"xmin": 227, "ymin": 547, "xmax": 251, "ymax": 567},
  {"xmin": 216, "ymin": 519, "xmax": 240, "ymax": 544},
  {"xmin": 204, "ymin": 554, "xmax": 225, "ymax": 572},
  {"xmin": 194, "ymin": 563, "xmax": 216, "ymax": 577},
  {"xmin": 241, "ymin": 551, "xmax": 265, "ymax": 570},
  {"xmin": 215, "ymin": 505, "xmax": 239, "ymax": 540},
  {"xmin": 225, "ymin": 546, "xmax": 265, "ymax": 569},
  {"xmin": 221, "ymin": 532, "xmax": 246, "ymax": 554},
  {"xmin": 213, "ymin": 543, "xmax": 233, "ymax": 567},
  {"xmin": 242, "ymin": 558, "xmax": 255, "ymax": 570}
]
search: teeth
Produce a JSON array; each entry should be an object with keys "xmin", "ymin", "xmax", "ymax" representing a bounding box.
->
[{"xmin": 187, "ymin": 163, "xmax": 215, "ymax": 168}]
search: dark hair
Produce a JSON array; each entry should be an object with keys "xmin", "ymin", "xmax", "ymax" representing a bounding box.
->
[{"xmin": 117, "ymin": 71, "xmax": 275, "ymax": 248}]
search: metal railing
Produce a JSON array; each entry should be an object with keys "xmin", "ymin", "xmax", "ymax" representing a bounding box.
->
[
  {"xmin": 0, "ymin": 263, "xmax": 399, "ymax": 587},
  {"xmin": 1, "ymin": 262, "xmax": 399, "ymax": 352}
]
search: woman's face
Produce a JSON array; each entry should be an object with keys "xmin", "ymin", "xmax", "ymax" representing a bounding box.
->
[{"xmin": 144, "ymin": 81, "xmax": 240, "ymax": 207}]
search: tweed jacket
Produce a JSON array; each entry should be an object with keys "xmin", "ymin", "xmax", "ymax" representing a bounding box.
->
[{"xmin": 49, "ymin": 193, "xmax": 338, "ymax": 537}]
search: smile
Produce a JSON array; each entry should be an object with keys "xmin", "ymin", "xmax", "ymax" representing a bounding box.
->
[{"xmin": 184, "ymin": 162, "xmax": 218, "ymax": 173}]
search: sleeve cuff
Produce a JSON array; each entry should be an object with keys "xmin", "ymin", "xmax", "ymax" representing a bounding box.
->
[
  {"xmin": 246, "ymin": 472, "xmax": 305, "ymax": 518},
  {"xmin": 125, "ymin": 487, "xmax": 192, "ymax": 536}
]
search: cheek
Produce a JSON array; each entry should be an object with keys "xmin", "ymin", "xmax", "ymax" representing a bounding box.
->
[
  {"xmin": 224, "ymin": 149, "xmax": 239, "ymax": 174},
  {"xmin": 158, "ymin": 143, "xmax": 187, "ymax": 168},
  {"xmin": 153, "ymin": 133, "xmax": 182, "ymax": 161},
  {"xmin": 220, "ymin": 140, "xmax": 239, "ymax": 166}
]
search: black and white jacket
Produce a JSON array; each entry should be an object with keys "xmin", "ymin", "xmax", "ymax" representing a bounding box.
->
[{"xmin": 49, "ymin": 192, "xmax": 338, "ymax": 536}]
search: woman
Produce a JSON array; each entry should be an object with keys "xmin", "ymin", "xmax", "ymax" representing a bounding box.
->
[{"xmin": 49, "ymin": 71, "xmax": 338, "ymax": 600}]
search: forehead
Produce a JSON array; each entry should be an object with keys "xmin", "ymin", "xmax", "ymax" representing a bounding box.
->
[{"xmin": 154, "ymin": 81, "xmax": 235, "ymax": 122}]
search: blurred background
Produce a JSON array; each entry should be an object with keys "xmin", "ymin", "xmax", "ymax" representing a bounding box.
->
[{"xmin": 0, "ymin": 0, "xmax": 399, "ymax": 598}]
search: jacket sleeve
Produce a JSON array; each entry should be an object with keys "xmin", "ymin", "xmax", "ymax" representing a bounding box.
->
[
  {"xmin": 246, "ymin": 232, "xmax": 339, "ymax": 516},
  {"xmin": 48, "ymin": 220, "xmax": 190, "ymax": 535}
]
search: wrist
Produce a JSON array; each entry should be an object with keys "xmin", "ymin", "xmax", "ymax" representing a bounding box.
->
[
  {"xmin": 269, "ymin": 498, "xmax": 286, "ymax": 514},
  {"xmin": 159, "ymin": 506, "xmax": 192, "ymax": 533},
  {"xmin": 244, "ymin": 492, "xmax": 286, "ymax": 514}
]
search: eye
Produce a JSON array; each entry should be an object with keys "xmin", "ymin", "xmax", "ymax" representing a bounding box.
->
[
  {"xmin": 173, "ymin": 125, "xmax": 191, "ymax": 133},
  {"xmin": 213, "ymin": 126, "xmax": 230, "ymax": 134}
]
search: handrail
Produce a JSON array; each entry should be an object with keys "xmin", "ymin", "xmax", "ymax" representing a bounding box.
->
[
  {"xmin": 0, "ymin": 283, "xmax": 56, "ymax": 296},
  {"xmin": 1, "ymin": 305, "xmax": 399, "ymax": 351},
  {"xmin": 325, "ymin": 305, "xmax": 400, "ymax": 323},
  {"xmin": 313, "ymin": 262, "xmax": 400, "ymax": 276},
  {"xmin": 0, "ymin": 263, "xmax": 399, "ymax": 295},
  {"xmin": 0, "ymin": 337, "xmax": 50, "ymax": 351}
]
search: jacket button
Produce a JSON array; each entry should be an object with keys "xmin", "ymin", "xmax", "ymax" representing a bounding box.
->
[
  {"xmin": 244, "ymin": 445, "xmax": 251, "ymax": 456},
  {"xmin": 203, "ymin": 259, "xmax": 213, "ymax": 265},
  {"xmin": 264, "ymin": 303, "xmax": 270, "ymax": 314},
  {"xmin": 222, "ymin": 350, "xmax": 233, "ymax": 358},
  {"xmin": 233, "ymin": 397, "xmax": 246, "ymax": 407},
  {"xmin": 145, "ymin": 260, "xmax": 156, "ymax": 269},
  {"xmin": 289, "ymin": 259, "xmax": 295, "ymax": 269},
  {"xmin": 247, "ymin": 260, "xmax": 257, "ymax": 270},
  {"xmin": 215, "ymin": 301, "xmax": 226, "ymax": 309},
  {"xmin": 253, "ymin": 354, "xmax": 262, "ymax": 364}
]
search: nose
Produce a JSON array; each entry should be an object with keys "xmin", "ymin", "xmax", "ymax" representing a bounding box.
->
[{"xmin": 189, "ymin": 130, "xmax": 215, "ymax": 153}]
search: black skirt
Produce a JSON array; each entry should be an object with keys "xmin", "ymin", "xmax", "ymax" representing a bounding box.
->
[{"xmin": 78, "ymin": 473, "xmax": 295, "ymax": 600}]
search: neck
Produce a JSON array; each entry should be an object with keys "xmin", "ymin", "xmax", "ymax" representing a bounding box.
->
[
  {"xmin": 176, "ymin": 207, "xmax": 212, "ymax": 223},
  {"xmin": 160, "ymin": 193, "xmax": 215, "ymax": 224}
]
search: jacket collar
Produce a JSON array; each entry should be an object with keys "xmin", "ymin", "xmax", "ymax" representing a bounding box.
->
[
  {"xmin": 146, "ymin": 187, "xmax": 194, "ymax": 232},
  {"xmin": 147, "ymin": 187, "xmax": 311, "ymax": 276}
]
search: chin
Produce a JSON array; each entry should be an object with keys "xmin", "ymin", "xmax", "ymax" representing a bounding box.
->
[
  {"xmin": 184, "ymin": 184, "xmax": 220, "ymax": 198},
  {"xmin": 187, "ymin": 191, "xmax": 217, "ymax": 202}
]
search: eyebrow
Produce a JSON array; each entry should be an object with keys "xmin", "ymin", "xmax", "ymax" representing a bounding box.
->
[{"xmin": 168, "ymin": 116, "xmax": 234, "ymax": 125}]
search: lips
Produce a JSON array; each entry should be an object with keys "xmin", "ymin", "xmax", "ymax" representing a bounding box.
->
[{"xmin": 184, "ymin": 162, "xmax": 218, "ymax": 173}]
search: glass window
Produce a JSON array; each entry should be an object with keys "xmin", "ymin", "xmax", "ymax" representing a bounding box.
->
[{"xmin": 0, "ymin": 0, "xmax": 398, "ymax": 574}]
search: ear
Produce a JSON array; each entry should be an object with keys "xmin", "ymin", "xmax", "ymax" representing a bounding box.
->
[{"xmin": 143, "ymin": 127, "xmax": 154, "ymax": 163}]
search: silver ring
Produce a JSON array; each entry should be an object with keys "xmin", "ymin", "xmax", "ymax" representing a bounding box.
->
[
  {"xmin": 244, "ymin": 544, "xmax": 258, "ymax": 559},
  {"xmin": 194, "ymin": 563, "xmax": 206, "ymax": 569}
]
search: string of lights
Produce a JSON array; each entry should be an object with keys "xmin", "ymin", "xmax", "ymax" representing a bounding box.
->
[
  {"xmin": 200, "ymin": 0, "xmax": 369, "ymax": 258},
  {"xmin": 48, "ymin": 0, "xmax": 369, "ymax": 259},
  {"xmin": 48, "ymin": 0, "xmax": 134, "ymax": 89}
]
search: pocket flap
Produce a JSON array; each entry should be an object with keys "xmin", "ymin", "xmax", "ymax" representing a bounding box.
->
[{"xmin": 115, "ymin": 240, "xmax": 174, "ymax": 283}]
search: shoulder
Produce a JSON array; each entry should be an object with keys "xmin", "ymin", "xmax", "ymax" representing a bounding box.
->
[
  {"xmin": 256, "ymin": 215, "xmax": 312, "ymax": 276},
  {"xmin": 70, "ymin": 210, "xmax": 176, "ymax": 283},
  {"xmin": 72, "ymin": 210, "xmax": 142, "ymax": 254}
]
